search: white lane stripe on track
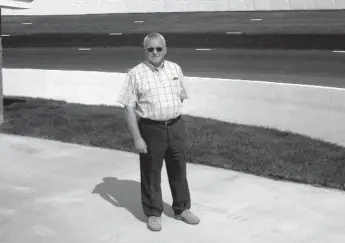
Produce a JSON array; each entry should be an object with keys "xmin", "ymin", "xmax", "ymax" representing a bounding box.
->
[
  {"xmin": 22, "ymin": 22, "xmax": 32, "ymax": 25},
  {"xmin": 196, "ymin": 49, "xmax": 211, "ymax": 51},
  {"xmin": 188, "ymin": 76, "xmax": 345, "ymax": 91},
  {"xmin": 133, "ymin": 20, "xmax": 144, "ymax": 23},
  {"xmin": 225, "ymin": 32, "xmax": 243, "ymax": 34},
  {"xmin": 333, "ymin": 50, "xmax": 345, "ymax": 53},
  {"xmin": 78, "ymin": 48, "xmax": 92, "ymax": 51},
  {"xmin": 1, "ymin": 34, "xmax": 10, "ymax": 37},
  {"xmin": 109, "ymin": 33, "xmax": 122, "ymax": 35},
  {"xmin": 251, "ymin": 19, "xmax": 263, "ymax": 21}
]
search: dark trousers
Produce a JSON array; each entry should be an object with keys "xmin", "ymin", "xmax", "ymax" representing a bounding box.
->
[{"xmin": 138, "ymin": 116, "xmax": 191, "ymax": 217}]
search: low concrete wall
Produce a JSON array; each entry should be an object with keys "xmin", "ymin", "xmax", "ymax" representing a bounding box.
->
[
  {"xmin": 3, "ymin": 0, "xmax": 345, "ymax": 15},
  {"xmin": 3, "ymin": 68, "xmax": 345, "ymax": 147}
]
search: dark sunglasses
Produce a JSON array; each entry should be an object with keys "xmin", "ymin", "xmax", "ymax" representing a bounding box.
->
[{"xmin": 147, "ymin": 47, "xmax": 163, "ymax": 52}]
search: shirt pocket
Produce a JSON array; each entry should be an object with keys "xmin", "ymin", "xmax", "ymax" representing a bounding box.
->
[{"xmin": 165, "ymin": 74, "xmax": 181, "ymax": 95}]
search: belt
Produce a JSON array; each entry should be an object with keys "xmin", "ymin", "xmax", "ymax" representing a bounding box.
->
[{"xmin": 140, "ymin": 115, "xmax": 181, "ymax": 126}]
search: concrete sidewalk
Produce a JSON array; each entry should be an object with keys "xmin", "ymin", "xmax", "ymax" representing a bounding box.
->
[{"xmin": 1, "ymin": 133, "xmax": 344, "ymax": 243}]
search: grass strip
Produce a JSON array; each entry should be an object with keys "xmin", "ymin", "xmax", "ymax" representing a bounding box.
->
[{"xmin": 1, "ymin": 96, "xmax": 344, "ymax": 191}]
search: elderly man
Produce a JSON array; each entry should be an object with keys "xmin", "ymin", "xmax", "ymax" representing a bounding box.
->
[{"xmin": 116, "ymin": 33, "xmax": 200, "ymax": 231}]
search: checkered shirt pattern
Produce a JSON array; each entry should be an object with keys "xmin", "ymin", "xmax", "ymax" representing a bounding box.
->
[{"xmin": 116, "ymin": 60, "xmax": 189, "ymax": 121}]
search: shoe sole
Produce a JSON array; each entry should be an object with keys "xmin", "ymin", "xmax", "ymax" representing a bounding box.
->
[
  {"xmin": 148, "ymin": 227, "xmax": 161, "ymax": 231},
  {"xmin": 174, "ymin": 215, "xmax": 200, "ymax": 225},
  {"xmin": 147, "ymin": 223, "xmax": 162, "ymax": 231}
]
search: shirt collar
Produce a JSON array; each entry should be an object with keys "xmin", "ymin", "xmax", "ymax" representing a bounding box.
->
[{"xmin": 145, "ymin": 60, "xmax": 165, "ymax": 72}]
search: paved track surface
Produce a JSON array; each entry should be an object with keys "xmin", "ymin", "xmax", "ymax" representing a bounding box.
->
[
  {"xmin": 3, "ymin": 10, "xmax": 345, "ymax": 34},
  {"xmin": 3, "ymin": 10, "xmax": 345, "ymax": 49},
  {"xmin": 4, "ymin": 47, "xmax": 345, "ymax": 88}
]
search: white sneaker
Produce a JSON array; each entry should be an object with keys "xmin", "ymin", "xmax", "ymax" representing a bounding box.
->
[
  {"xmin": 175, "ymin": 209, "xmax": 200, "ymax": 225},
  {"xmin": 147, "ymin": 216, "xmax": 162, "ymax": 231}
]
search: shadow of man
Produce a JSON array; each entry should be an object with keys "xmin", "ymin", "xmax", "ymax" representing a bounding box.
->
[{"xmin": 92, "ymin": 177, "xmax": 174, "ymax": 223}]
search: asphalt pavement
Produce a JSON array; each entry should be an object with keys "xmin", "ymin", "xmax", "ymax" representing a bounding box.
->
[
  {"xmin": 4, "ymin": 47, "xmax": 345, "ymax": 88},
  {"xmin": 3, "ymin": 10, "xmax": 345, "ymax": 49},
  {"xmin": 3, "ymin": 10, "xmax": 345, "ymax": 34}
]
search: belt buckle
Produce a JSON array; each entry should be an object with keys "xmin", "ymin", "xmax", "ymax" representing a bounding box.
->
[{"xmin": 164, "ymin": 120, "xmax": 169, "ymax": 126}]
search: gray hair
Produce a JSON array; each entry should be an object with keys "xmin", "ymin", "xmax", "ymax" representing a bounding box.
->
[{"xmin": 143, "ymin": 33, "xmax": 166, "ymax": 48}]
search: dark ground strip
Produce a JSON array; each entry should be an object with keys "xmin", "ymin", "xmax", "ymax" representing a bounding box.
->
[{"xmin": 3, "ymin": 33, "xmax": 345, "ymax": 50}]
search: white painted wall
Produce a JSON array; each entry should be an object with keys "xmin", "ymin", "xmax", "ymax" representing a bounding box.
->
[
  {"xmin": 0, "ymin": 0, "xmax": 31, "ymax": 9},
  {"xmin": 2, "ymin": 0, "xmax": 345, "ymax": 15},
  {"xmin": 3, "ymin": 68, "xmax": 345, "ymax": 148}
]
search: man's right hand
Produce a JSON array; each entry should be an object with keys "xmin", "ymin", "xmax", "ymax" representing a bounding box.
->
[{"xmin": 134, "ymin": 137, "xmax": 148, "ymax": 154}]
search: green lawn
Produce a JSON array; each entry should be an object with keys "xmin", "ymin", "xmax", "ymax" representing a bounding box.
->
[{"xmin": 1, "ymin": 96, "xmax": 345, "ymax": 191}]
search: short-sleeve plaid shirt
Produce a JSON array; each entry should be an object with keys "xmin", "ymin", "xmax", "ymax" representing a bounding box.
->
[{"xmin": 117, "ymin": 60, "xmax": 189, "ymax": 121}]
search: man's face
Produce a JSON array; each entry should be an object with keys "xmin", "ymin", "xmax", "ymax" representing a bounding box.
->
[{"xmin": 144, "ymin": 37, "xmax": 167, "ymax": 67}]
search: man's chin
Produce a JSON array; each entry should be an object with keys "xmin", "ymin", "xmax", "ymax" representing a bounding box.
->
[{"xmin": 150, "ymin": 60, "xmax": 162, "ymax": 66}]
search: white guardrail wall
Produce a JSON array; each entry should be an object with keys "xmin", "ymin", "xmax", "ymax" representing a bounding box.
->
[
  {"xmin": 2, "ymin": 0, "xmax": 345, "ymax": 15},
  {"xmin": 3, "ymin": 69, "xmax": 345, "ymax": 147},
  {"xmin": 0, "ymin": 0, "xmax": 32, "ymax": 9}
]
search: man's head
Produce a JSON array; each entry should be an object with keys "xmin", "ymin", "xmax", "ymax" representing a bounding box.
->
[{"xmin": 143, "ymin": 33, "xmax": 167, "ymax": 67}]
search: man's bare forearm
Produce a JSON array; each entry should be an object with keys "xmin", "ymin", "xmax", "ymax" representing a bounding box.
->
[{"xmin": 124, "ymin": 106, "xmax": 142, "ymax": 141}]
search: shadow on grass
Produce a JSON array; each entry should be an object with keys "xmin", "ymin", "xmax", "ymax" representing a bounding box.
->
[
  {"xmin": 1, "ymin": 96, "xmax": 345, "ymax": 191},
  {"xmin": 92, "ymin": 177, "xmax": 174, "ymax": 223}
]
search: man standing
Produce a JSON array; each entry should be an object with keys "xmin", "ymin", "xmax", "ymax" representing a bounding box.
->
[{"xmin": 116, "ymin": 33, "xmax": 200, "ymax": 231}]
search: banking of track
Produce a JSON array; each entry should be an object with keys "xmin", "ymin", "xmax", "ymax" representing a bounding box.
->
[{"xmin": 2, "ymin": 10, "xmax": 345, "ymax": 50}]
